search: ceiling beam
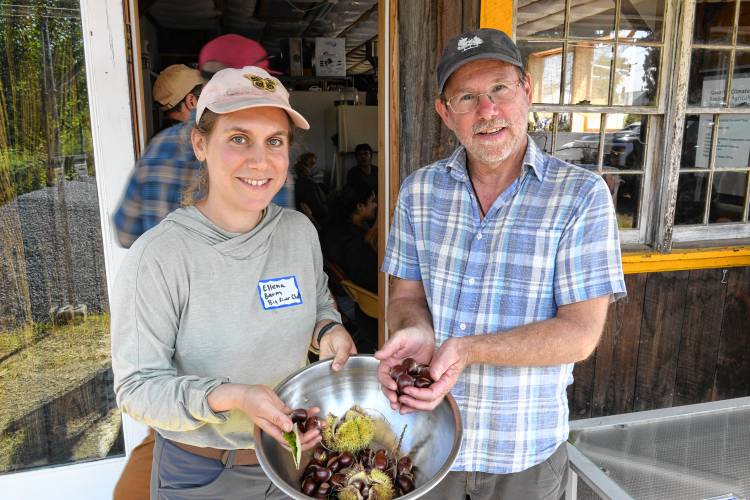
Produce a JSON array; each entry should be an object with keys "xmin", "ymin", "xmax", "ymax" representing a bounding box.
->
[{"xmin": 336, "ymin": 3, "xmax": 377, "ymax": 39}]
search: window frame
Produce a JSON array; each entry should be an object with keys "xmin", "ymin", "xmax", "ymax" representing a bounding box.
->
[{"xmin": 514, "ymin": 0, "xmax": 750, "ymax": 250}]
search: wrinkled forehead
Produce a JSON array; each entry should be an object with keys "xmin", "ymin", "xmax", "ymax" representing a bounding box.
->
[{"xmin": 443, "ymin": 59, "xmax": 520, "ymax": 95}]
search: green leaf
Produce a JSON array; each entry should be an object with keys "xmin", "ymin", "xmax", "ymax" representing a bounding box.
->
[{"xmin": 282, "ymin": 427, "xmax": 302, "ymax": 469}]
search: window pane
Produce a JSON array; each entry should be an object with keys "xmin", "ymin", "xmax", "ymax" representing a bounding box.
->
[
  {"xmin": 683, "ymin": 114, "xmax": 714, "ymax": 168},
  {"xmin": 517, "ymin": 0, "xmax": 565, "ymax": 38},
  {"xmin": 520, "ymin": 41, "xmax": 563, "ymax": 104},
  {"xmin": 529, "ymin": 111, "xmax": 554, "ymax": 154},
  {"xmin": 710, "ymin": 171, "xmax": 748, "ymax": 222},
  {"xmin": 570, "ymin": 1, "xmax": 615, "ymax": 39},
  {"xmin": 693, "ymin": 0, "xmax": 736, "ymax": 44},
  {"xmin": 0, "ymin": 2, "xmax": 122, "ymax": 473},
  {"xmin": 565, "ymin": 43, "xmax": 613, "ymax": 105},
  {"xmin": 715, "ymin": 114, "xmax": 750, "ymax": 168},
  {"xmin": 675, "ymin": 172, "xmax": 709, "ymax": 224},
  {"xmin": 739, "ymin": 0, "xmax": 750, "ymax": 46},
  {"xmin": 604, "ymin": 173, "xmax": 642, "ymax": 228},
  {"xmin": 555, "ymin": 113, "xmax": 602, "ymax": 170},
  {"xmin": 687, "ymin": 49, "xmax": 730, "ymax": 107},
  {"xmin": 619, "ymin": 0, "xmax": 666, "ymax": 42},
  {"xmin": 613, "ymin": 45, "xmax": 660, "ymax": 106},
  {"xmin": 731, "ymin": 51, "xmax": 750, "ymax": 107},
  {"xmin": 604, "ymin": 114, "xmax": 646, "ymax": 170}
]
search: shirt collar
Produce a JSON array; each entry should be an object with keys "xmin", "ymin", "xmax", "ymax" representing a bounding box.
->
[{"xmin": 442, "ymin": 134, "xmax": 548, "ymax": 182}]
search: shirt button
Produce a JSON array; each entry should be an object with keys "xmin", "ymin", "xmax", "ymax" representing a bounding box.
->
[
  {"xmin": 476, "ymin": 233, "xmax": 483, "ymax": 240},
  {"xmin": 459, "ymin": 323, "xmax": 467, "ymax": 331},
  {"xmin": 468, "ymin": 278, "xmax": 475, "ymax": 285}
]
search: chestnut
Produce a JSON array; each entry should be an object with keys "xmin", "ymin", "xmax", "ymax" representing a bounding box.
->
[
  {"xmin": 330, "ymin": 473, "xmax": 346, "ymax": 490},
  {"xmin": 414, "ymin": 376, "xmax": 433, "ymax": 389},
  {"xmin": 337, "ymin": 451, "xmax": 354, "ymax": 468},
  {"xmin": 301, "ymin": 477, "xmax": 317, "ymax": 496},
  {"xmin": 403, "ymin": 357, "xmax": 421, "ymax": 376},
  {"xmin": 389, "ymin": 364, "xmax": 406, "ymax": 380},
  {"xmin": 351, "ymin": 479, "xmax": 366, "ymax": 493},
  {"xmin": 397, "ymin": 474, "xmax": 415, "ymax": 493},
  {"xmin": 316, "ymin": 482, "xmax": 331, "ymax": 496},
  {"xmin": 396, "ymin": 373, "xmax": 416, "ymax": 393},
  {"xmin": 416, "ymin": 365, "xmax": 432, "ymax": 379},
  {"xmin": 312, "ymin": 467, "xmax": 332, "ymax": 483},
  {"xmin": 397, "ymin": 456, "xmax": 412, "ymax": 472},
  {"xmin": 290, "ymin": 408, "xmax": 308, "ymax": 424},
  {"xmin": 373, "ymin": 453, "xmax": 388, "ymax": 471},
  {"xmin": 305, "ymin": 415, "xmax": 321, "ymax": 433}
]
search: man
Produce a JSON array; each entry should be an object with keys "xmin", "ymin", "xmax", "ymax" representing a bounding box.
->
[
  {"xmin": 113, "ymin": 64, "xmax": 204, "ymax": 248},
  {"xmin": 375, "ymin": 28, "xmax": 626, "ymax": 499},
  {"xmin": 346, "ymin": 143, "xmax": 378, "ymax": 195}
]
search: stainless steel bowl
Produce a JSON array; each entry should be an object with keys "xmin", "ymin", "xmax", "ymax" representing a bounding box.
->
[{"xmin": 254, "ymin": 355, "xmax": 462, "ymax": 499}]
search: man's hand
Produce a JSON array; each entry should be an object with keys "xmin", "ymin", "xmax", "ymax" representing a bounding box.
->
[
  {"xmin": 374, "ymin": 324, "xmax": 435, "ymax": 412},
  {"xmin": 396, "ymin": 337, "xmax": 468, "ymax": 412},
  {"xmin": 319, "ymin": 324, "xmax": 357, "ymax": 371}
]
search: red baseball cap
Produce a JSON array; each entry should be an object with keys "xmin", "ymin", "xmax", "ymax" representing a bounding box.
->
[{"xmin": 199, "ymin": 34, "xmax": 280, "ymax": 75}]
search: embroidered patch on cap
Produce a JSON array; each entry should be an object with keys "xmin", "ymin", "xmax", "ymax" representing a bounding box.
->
[
  {"xmin": 457, "ymin": 36, "xmax": 483, "ymax": 51},
  {"xmin": 258, "ymin": 276, "xmax": 302, "ymax": 310},
  {"xmin": 244, "ymin": 74, "xmax": 278, "ymax": 92}
]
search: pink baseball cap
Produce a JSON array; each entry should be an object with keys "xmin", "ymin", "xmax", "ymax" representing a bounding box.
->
[
  {"xmin": 198, "ymin": 34, "xmax": 279, "ymax": 74},
  {"xmin": 196, "ymin": 66, "xmax": 309, "ymax": 129}
]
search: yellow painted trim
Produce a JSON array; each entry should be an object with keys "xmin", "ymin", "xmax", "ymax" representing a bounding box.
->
[
  {"xmin": 480, "ymin": 0, "xmax": 514, "ymax": 35},
  {"xmin": 622, "ymin": 246, "xmax": 750, "ymax": 274}
]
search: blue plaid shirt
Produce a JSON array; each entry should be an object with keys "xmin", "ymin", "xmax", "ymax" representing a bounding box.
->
[
  {"xmin": 114, "ymin": 112, "xmax": 295, "ymax": 248},
  {"xmin": 382, "ymin": 138, "xmax": 626, "ymax": 474}
]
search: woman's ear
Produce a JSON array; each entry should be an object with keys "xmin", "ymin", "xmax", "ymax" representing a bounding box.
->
[{"xmin": 191, "ymin": 128, "xmax": 206, "ymax": 161}]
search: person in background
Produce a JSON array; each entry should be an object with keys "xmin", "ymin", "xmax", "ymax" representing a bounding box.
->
[
  {"xmin": 111, "ymin": 66, "xmax": 356, "ymax": 500},
  {"xmin": 294, "ymin": 152, "xmax": 329, "ymax": 230},
  {"xmin": 113, "ymin": 64, "xmax": 204, "ymax": 248},
  {"xmin": 376, "ymin": 28, "xmax": 626, "ymax": 499},
  {"xmin": 322, "ymin": 180, "xmax": 378, "ymax": 353},
  {"xmin": 346, "ymin": 143, "xmax": 378, "ymax": 196}
]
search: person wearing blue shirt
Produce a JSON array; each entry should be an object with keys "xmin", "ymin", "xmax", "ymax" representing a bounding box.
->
[{"xmin": 375, "ymin": 28, "xmax": 626, "ymax": 499}]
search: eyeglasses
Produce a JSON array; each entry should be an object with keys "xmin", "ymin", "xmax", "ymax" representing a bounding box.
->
[{"xmin": 445, "ymin": 80, "xmax": 524, "ymax": 114}]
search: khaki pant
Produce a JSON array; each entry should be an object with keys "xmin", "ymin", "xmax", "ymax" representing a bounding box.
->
[
  {"xmin": 419, "ymin": 443, "xmax": 568, "ymax": 500},
  {"xmin": 113, "ymin": 428, "xmax": 155, "ymax": 500}
]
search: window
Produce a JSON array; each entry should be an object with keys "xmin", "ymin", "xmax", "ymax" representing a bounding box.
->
[
  {"xmin": 671, "ymin": 0, "xmax": 750, "ymax": 242},
  {"xmin": 518, "ymin": 0, "xmax": 750, "ymax": 248},
  {"xmin": 0, "ymin": 1, "xmax": 123, "ymax": 474}
]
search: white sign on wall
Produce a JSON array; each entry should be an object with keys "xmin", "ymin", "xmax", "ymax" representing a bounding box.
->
[
  {"xmin": 314, "ymin": 38, "xmax": 346, "ymax": 77},
  {"xmin": 696, "ymin": 76, "xmax": 750, "ymax": 171}
]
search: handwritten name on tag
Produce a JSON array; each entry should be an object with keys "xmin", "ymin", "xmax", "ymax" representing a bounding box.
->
[{"xmin": 258, "ymin": 276, "xmax": 303, "ymax": 310}]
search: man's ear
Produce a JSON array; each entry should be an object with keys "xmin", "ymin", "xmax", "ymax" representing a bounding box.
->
[
  {"xmin": 191, "ymin": 128, "xmax": 206, "ymax": 161},
  {"xmin": 184, "ymin": 93, "xmax": 198, "ymax": 111},
  {"xmin": 435, "ymin": 98, "xmax": 454, "ymax": 131}
]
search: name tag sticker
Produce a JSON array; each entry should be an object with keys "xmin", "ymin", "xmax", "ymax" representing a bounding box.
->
[{"xmin": 258, "ymin": 276, "xmax": 303, "ymax": 310}]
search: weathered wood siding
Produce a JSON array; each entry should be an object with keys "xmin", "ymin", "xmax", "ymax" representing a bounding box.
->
[
  {"xmin": 397, "ymin": 0, "xmax": 480, "ymax": 180},
  {"xmin": 570, "ymin": 266, "xmax": 750, "ymax": 418}
]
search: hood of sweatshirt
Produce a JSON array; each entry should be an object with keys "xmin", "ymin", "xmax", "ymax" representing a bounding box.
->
[{"xmin": 164, "ymin": 204, "xmax": 284, "ymax": 260}]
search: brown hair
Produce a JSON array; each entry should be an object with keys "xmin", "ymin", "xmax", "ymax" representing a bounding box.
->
[{"xmin": 181, "ymin": 108, "xmax": 295, "ymax": 206}]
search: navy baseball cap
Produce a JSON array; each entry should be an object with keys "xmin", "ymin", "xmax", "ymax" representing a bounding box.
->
[{"xmin": 437, "ymin": 28, "xmax": 524, "ymax": 93}]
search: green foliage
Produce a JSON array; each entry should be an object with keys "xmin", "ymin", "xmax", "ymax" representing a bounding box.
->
[{"xmin": 0, "ymin": 1, "xmax": 93, "ymax": 201}]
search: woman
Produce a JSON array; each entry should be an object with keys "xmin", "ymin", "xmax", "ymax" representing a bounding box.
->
[{"xmin": 111, "ymin": 66, "xmax": 356, "ymax": 500}]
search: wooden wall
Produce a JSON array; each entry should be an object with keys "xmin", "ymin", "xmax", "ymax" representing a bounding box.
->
[
  {"xmin": 569, "ymin": 266, "xmax": 750, "ymax": 419},
  {"xmin": 397, "ymin": 0, "xmax": 481, "ymax": 180}
]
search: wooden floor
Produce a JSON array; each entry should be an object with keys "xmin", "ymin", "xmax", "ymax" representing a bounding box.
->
[{"xmin": 569, "ymin": 266, "xmax": 750, "ymax": 419}]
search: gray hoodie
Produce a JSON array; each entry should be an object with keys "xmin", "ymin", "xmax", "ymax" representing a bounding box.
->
[{"xmin": 111, "ymin": 204, "xmax": 340, "ymax": 449}]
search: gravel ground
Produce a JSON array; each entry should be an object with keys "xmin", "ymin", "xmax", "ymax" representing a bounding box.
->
[{"xmin": 0, "ymin": 180, "xmax": 109, "ymax": 325}]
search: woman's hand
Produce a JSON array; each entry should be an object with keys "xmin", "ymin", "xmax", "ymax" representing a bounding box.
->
[
  {"xmin": 207, "ymin": 383, "xmax": 322, "ymax": 450},
  {"xmin": 318, "ymin": 323, "xmax": 357, "ymax": 371}
]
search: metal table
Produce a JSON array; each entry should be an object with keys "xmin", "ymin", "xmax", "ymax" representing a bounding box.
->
[{"xmin": 566, "ymin": 397, "xmax": 750, "ymax": 500}]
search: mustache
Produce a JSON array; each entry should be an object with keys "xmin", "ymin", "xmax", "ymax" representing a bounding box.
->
[{"xmin": 472, "ymin": 119, "xmax": 511, "ymax": 134}]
